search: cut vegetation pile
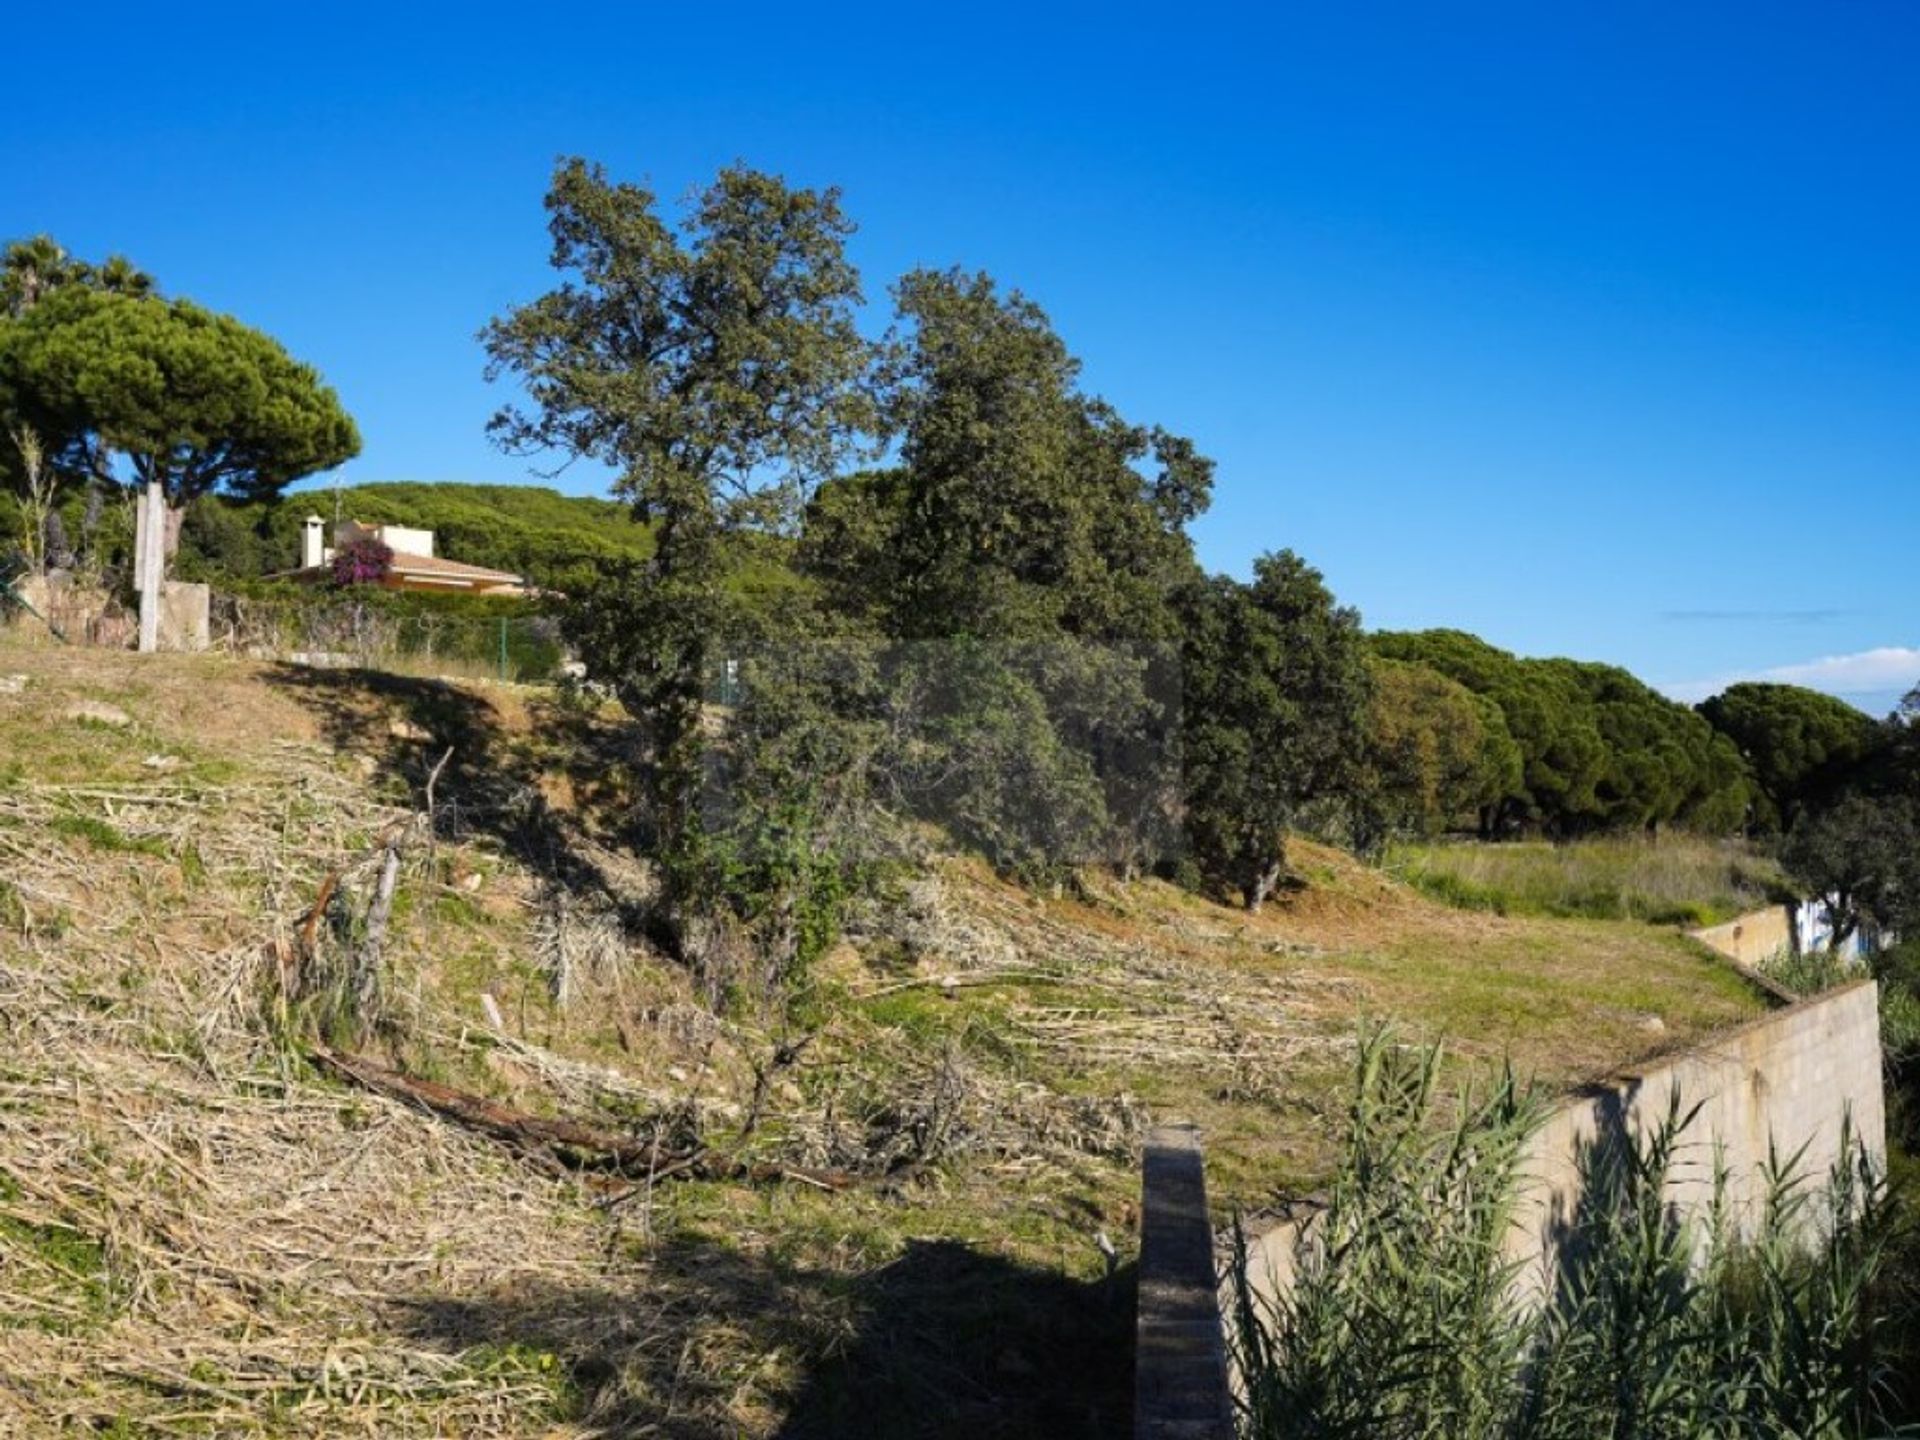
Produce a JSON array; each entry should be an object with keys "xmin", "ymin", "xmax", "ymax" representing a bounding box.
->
[{"xmin": 0, "ymin": 648, "xmax": 1766, "ymax": 1437}]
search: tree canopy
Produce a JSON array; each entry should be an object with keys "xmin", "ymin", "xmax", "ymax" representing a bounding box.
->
[
  {"xmin": 1373, "ymin": 630, "xmax": 1749, "ymax": 836},
  {"xmin": 1179, "ymin": 552, "xmax": 1370, "ymax": 907},
  {"xmin": 1697, "ymin": 682, "xmax": 1881, "ymax": 832},
  {"xmin": 484, "ymin": 158, "xmax": 882, "ymax": 958},
  {"xmin": 1352, "ymin": 656, "xmax": 1524, "ymax": 848},
  {"xmin": 1781, "ymin": 793, "xmax": 1920, "ymax": 948},
  {"xmin": 0, "ymin": 284, "xmax": 359, "ymax": 510},
  {"xmin": 880, "ymin": 268, "xmax": 1209, "ymax": 643}
]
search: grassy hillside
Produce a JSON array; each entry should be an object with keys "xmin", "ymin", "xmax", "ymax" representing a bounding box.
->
[
  {"xmin": 313, "ymin": 481, "xmax": 653, "ymax": 582},
  {"xmin": 0, "ymin": 646, "xmax": 1767, "ymax": 1437},
  {"xmin": 160, "ymin": 481, "xmax": 656, "ymax": 591}
]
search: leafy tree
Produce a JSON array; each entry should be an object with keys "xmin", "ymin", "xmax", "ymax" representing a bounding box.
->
[
  {"xmin": 1781, "ymin": 793, "xmax": 1920, "ymax": 950},
  {"xmin": 1353, "ymin": 657, "xmax": 1523, "ymax": 849},
  {"xmin": 483, "ymin": 158, "xmax": 881, "ymax": 956},
  {"xmin": 796, "ymin": 468, "xmax": 908, "ymax": 627},
  {"xmin": 796, "ymin": 271, "xmax": 1208, "ymax": 881},
  {"xmin": 883, "ymin": 268, "xmax": 1209, "ymax": 644},
  {"xmin": 1699, "ymin": 682, "xmax": 1882, "ymax": 832},
  {"xmin": 0, "ymin": 287, "xmax": 359, "ymax": 561},
  {"xmin": 1179, "ymin": 552, "xmax": 1370, "ymax": 908}
]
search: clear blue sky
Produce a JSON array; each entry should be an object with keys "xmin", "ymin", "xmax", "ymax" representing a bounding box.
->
[{"xmin": 8, "ymin": 2, "xmax": 1917, "ymax": 710}]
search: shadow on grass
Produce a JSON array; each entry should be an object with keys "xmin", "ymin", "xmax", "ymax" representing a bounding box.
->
[
  {"xmin": 392, "ymin": 1235, "xmax": 1134, "ymax": 1439},
  {"xmin": 261, "ymin": 663, "xmax": 646, "ymax": 906}
]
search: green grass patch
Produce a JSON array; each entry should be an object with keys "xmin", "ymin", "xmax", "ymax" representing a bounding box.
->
[
  {"xmin": 1388, "ymin": 834, "xmax": 1790, "ymax": 926},
  {"xmin": 0, "ymin": 1177, "xmax": 116, "ymax": 1334},
  {"xmin": 51, "ymin": 813, "xmax": 170, "ymax": 857}
]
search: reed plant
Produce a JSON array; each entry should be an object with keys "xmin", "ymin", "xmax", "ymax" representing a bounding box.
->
[{"xmin": 1229, "ymin": 1031, "xmax": 1909, "ymax": 1438}]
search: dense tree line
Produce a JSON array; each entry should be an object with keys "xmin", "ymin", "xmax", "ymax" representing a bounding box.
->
[
  {"xmin": 1371, "ymin": 629, "xmax": 1753, "ymax": 838},
  {"xmin": 407, "ymin": 162, "xmax": 1920, "ymax": 993}
]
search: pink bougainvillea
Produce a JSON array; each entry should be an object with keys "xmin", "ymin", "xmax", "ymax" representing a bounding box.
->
[{"xmin": 330, "ymin": 536, "xmax": 394, "ymax": 587}]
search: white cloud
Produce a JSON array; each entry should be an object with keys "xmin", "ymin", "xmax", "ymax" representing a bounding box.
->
[{"xmin": 1664, "ymin": 646, "xmax": 1920, "ymax": 707}]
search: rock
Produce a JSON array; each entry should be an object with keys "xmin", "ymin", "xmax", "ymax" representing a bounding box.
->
[
  {"xmin": 141, "ymin": 754, "xmax": 181, "ymax": 772},
  {"xmin": 387, "ymin": 717, "xmax": 432, "ymax": 743},
  {"xmin": 65, "ymin": 700, "xmax": 131, "ymax": 728},
  {"xmin": 0, "ymin": 674, "xmax": 28, "ymax": 695},
  {"xmin": 1638, "ymin": 1014, "xmax": 1666, "ymax": 1034}
]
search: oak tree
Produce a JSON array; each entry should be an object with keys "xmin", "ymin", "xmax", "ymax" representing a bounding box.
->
[{"xmin": 484, "ymin": 159, "xmax": 881, "ymax": 937}]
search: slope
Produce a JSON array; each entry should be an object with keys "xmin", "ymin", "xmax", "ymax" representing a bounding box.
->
[{"xmin": 0, "ymin": 647, "xmax": 1766, "ymax": 1437}]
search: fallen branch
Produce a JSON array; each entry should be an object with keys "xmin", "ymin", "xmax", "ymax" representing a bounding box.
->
[
  {"xmin": 309, "ymin": 1044, "xmax": 854, "ymax": 1191},
  {"xmin": 310, "ymin": 1043, "xmax": 679, "ymax": 1170}
]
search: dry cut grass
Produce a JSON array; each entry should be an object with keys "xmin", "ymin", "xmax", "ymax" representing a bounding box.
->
[{"xmin": 0, "ymin": 646, "xmax": 1769, "ymax": 1437}]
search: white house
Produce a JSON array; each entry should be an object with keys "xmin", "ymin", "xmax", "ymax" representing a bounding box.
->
[{"xmin": 298, "ymin": 516, "xmax": 528, "ymax": 597}]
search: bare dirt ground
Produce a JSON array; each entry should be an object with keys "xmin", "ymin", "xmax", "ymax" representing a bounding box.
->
[{"xmin": 0, "ymin": 646, "xmax": 1765, "ymax": 1437}]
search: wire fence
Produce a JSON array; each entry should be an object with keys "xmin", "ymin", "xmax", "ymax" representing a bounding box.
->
[
  {"xmin": 0, "ymin": 575, "xmax": 570, "ymax": 686},
  {"xmin": 208, "ymin": 594, "xmax": 568, "ymax": 683}
]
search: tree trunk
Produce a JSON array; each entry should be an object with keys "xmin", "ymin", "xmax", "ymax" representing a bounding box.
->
[{"xmin": 1246, "ymin": 857, "xmax": 1284, "ymax": 913}]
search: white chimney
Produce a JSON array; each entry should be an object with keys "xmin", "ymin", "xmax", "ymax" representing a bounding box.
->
[{"xmin": 302, "ymin": 515, "xmax": 326, "ymax": 569}]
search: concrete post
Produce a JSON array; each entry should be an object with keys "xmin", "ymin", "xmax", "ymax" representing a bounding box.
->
[
  {"xmin": 1136, "ymin": 1124, "xmax": 1234, "ymax": 1439},
  {"xmin": 136, "ymin": 481, "xmax": 164, "ymax": 654}
]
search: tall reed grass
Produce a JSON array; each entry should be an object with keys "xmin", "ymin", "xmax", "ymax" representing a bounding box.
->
[
  {"xmin": 1229, "ymin": 1031, "xmax": 1907, "ymax": 1439},
  {"xmin": 1387, "ymin": 835, "xmax": 1789, "ymax": 927}
]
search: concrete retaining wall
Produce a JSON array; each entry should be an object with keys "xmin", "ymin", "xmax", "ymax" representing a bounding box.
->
[
  {"xmin": 1691, "ymin": 905, "xmax": 1794, "ymax": 967},
  {"xmin": 1135, "ymin": 1125, "xmax": 1234, "ymax": 1440},
  {"xmin": 1511, "ymin": 978, "xmax": 1883, "ymax": 1273},
  {"xmin": 1217, "ymin": 979, "xmax": 1885, "ymax": 1411}
]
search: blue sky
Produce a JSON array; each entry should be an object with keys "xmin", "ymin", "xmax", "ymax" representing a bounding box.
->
[{"xmin": 7, "ymin": 2, "xmax": 1917, "ymax": 711}]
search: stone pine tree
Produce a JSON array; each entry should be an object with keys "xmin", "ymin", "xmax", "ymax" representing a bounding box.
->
[
  {"xmin": 0, "ymin": 235, "xmax": 155, "ymax": 499},
  {"xmin": 1698, "ymin": 682, "xmax": 1883, "ymax": 832},
  {"xmin": 0, "ymin": 283, "xmax": 359, "ymax": 564},
  {"xmin": 1352, "ymin": 656, "xmax": 1524, "ymax": 850},
  {"xmin": 483, "ymin": 159, "xmax": 880, "ymax": 944}
]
